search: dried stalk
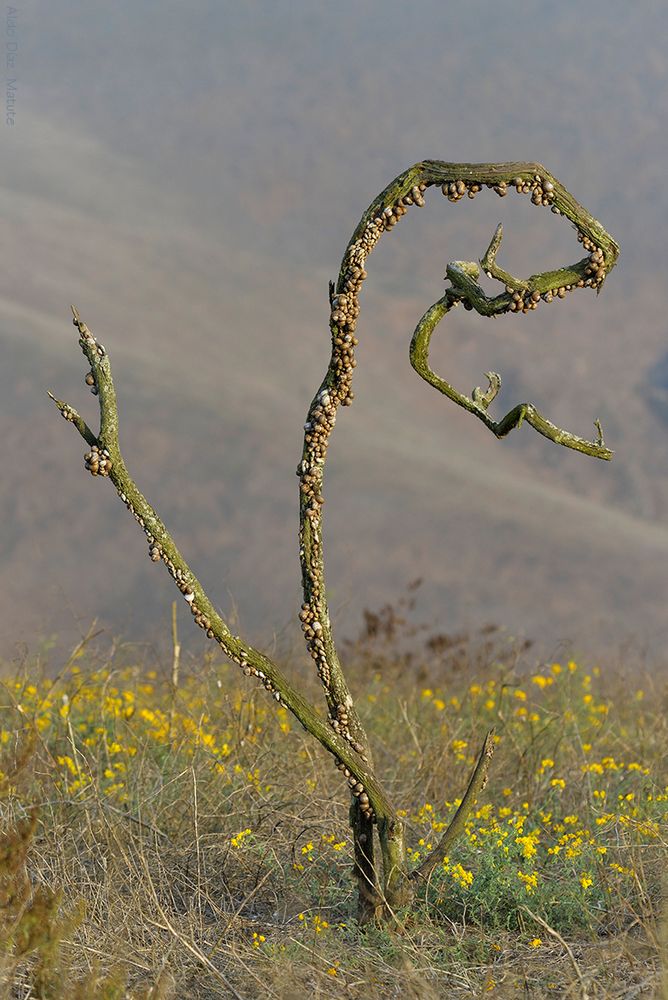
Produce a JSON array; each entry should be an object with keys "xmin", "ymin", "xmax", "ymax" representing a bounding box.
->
[
  {"xmin": 51, "ymin": 160, "xmax": 619, "ymax": 921},
  {"xmin": 169, "ymin": 601, "xmax": 180, "ymax": 742}
]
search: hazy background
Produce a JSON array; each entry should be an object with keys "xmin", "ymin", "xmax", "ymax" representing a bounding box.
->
[{"xmin": 2, "ymin": 1, "xmax": 668, "ymax": 669}]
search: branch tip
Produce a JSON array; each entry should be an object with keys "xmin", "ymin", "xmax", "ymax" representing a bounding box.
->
[{"xmin": 481, "ymin": 223, "xmax": 504, "ymax": 269}]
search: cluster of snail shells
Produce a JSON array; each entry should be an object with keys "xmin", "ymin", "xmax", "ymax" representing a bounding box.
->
[
  {"xmin": 59, "ymin": 404, "xmax": 76, "ymax": 422},
  {"xmin": 512, "ymin": 173, "xmax": 556, "ymax": 208},
  {"xmin": 352, "ymin": 182, "xmax": 427, "ymax": 260},
  {"xmin": 141, "ymin": 519, "xmax": 206, "ymax": 635},
  {"xmin": 442, "ymin": 178, "xmax": 505, "ymax": 202},
  {"xmin": 173, "ymin": 577, "xmax": 219, "ymax": 643},
  {"xmin": 379, "ymin": 183, "xmax": 427, "ymax": 222},
  {"xmin": 299, "ymin": 390, "xmax": 336, "ymax": 611},
  {"xmin": 330, "ymin": 706, "xmax": 366, "ymax": 754},
  {"xmin": 147, "ymin": 540, "xmax": 162, "ymax": 562},
  {"xmin": 330, "ymin": 291, "xmax": 360, "ymax": 330},
  {"xmin": 306, "ymin": 389, "xmax": 338, "ymax": 443},
  {"xmin": 529, "ymin": 175, "xmax": 555, "ymax": 206},
  {"xmin": 578, "ymin": 231, "xmax": 599, "ymax": 253},
  {"xmin": 300, "ymin": 535, "xmax": 323, "ymax": 605},
  {"xmin": 140, "ymin": 517, "xmax": 213, "ymax": 646},
  {"xmin": 299, "ymin": 604, "xmax": 324, "ymax": 645},
  {"xmin": 508, "ymin": 288, "xmax": 542, "ymax": 313},
  {"xmin": 505, "ymin": 249, "xmax": 605, "ymax": 313},
  {"xmin": 439, "ymin": 172, "xmax": 558, "ymax": 210},
  {"xmin": 335, "ymin": 759, "xmax": 374, "ymax": 819},
  {"xmin": 84, "ymin": 444, "xmax": 112, "ymax": 477},
  {"xmin": 584, "ymin": 247, "xmax": 606, "ymax": 283},
  {"xmin": 337, "ymin": 183, "xmax": 432, "ymax": 347},
  {"xmin": 238, "ymin": 653, "xmax": 283, "ymax": 703},
  {"xmin": 335, "ymin": 183, "xmax": 429, "ymax": 367},
  {"xmin": 205, "ymin": 625, "xmax": 282, "ymax": 701},
  {"xmin": 509, "ymin": 278, "xmax": 592, "ymax": 313},
  {"xmin": 298, "ymin": 603, "xmax": 330, "ymax": 683},
  {"xmin": 401, "ymin": 183, "xmax": 426, "ymax": 208},
  {"xmin": 329, "ymin": 700, "xmax": 351, "ymax": 740},
  {"xmin": 302, "ymin": 183, "xmax": 437, "ymax": 692},
  {"xmin": 442, "ymin": 179, "xmax": 470, "ymax": 202}
]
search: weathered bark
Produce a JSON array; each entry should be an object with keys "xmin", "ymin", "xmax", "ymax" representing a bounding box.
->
[{"xmin": 51, "ymin": 160, "xmax": 618, "ymax": 924}]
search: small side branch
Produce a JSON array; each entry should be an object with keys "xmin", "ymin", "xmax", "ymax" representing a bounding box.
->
[
  {"xmin": 47, "ymin": 392, "xmax": 97, "ymax": 448},
  {"xmin": 411, "ymin": 730, "xmax": 496, "ymax": 883},
  {"xmin": 409, "ymin": 293, "xmax": 613, "ymax": 460}
]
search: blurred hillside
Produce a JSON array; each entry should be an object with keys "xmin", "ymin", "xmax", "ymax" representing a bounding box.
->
[{"xmin": 1, "ymin": 1, "xmax": 668, "ymax": 663}]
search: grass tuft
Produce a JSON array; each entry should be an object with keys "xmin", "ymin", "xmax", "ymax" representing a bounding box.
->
[{"xmin": 0, "ymin": 617, "xmax": 665, "ymax": 998}]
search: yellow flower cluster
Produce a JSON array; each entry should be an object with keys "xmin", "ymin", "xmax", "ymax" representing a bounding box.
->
[{"xmin": 0, "ymin": 649, "xmax": 663, "ymax": 952}]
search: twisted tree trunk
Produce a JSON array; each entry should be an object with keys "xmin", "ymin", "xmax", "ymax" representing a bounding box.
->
[{"xmin": 50, "ymin": 160, "xmax": 618, "ymax": 923}]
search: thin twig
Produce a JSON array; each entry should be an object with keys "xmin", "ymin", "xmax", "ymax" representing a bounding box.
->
[
  {"xmin": 522, "ymin": 905, "xmax": 590, "ymax": 1000},
  {"xmin": 169, "ymin": 601, "xmax": 180, "ymax": 741}
]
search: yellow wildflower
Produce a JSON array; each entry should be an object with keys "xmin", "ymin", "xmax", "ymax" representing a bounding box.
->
[
  {"xmin": 531, "ymin": 675, "xmax": 553, "ymax": 688},
  {"xmin": 230, "ymin": 828, "xmax": 252, "ymax": 848},
  {"xmin": 515, "ymin": 834, "xmax": 539, "ymax": 859},
  {"xmin": 517, "ymin": 870, "xmax": 539, "ymax": 894}
]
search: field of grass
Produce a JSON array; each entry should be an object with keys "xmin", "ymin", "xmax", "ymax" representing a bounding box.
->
[{"xmin": 0, "ymin": 615, "xmax": 665, "ymax": 999}]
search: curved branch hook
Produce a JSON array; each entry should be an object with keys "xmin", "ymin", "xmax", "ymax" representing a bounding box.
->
[
  {"xmin": 406, "ymin": 222, "xmax": 612, "ymax": 459},
  {"xmin": 409, "ymin": 281, "xmax": 613, "ymax": 461}
]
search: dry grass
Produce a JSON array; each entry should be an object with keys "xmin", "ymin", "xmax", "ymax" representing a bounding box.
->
[{"xmin": 0, "ymin": 608, "xmax": 665, "ymax": 999}]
